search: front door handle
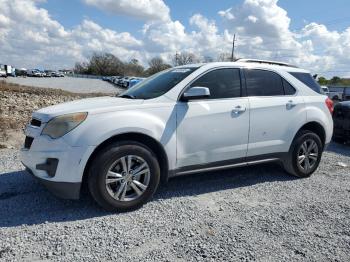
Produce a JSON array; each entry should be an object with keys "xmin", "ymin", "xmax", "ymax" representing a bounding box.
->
[
  {"xmin": 286, "ymin": 100, "xmax": 297, "ymax": 110},
  {"xmin": 232, "ymin": 105, "xmax": 246, "ymax": 115}
]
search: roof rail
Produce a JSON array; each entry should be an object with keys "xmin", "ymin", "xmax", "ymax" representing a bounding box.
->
[{"xmin": 236, "ymin": 59, "xmax": 298, "ymax": 68}]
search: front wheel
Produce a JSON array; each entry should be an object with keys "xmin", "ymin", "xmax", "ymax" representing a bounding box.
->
[
  {"xmin": 88, "ymin": 141, "xmax": 160, "ymax": 212},
  {"xmin": 283, "ymin": 130, "xmax": 323, "ymax": 178}
]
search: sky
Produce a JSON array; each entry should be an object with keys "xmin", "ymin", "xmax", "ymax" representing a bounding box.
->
[{"xmin": 0, "ymin": 0, "xmax": 349, "ymax": 77}]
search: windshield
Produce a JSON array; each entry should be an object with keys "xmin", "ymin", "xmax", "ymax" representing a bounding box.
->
[{"xmin": 120, "ymin": 67, "xmax": 199, "ymax": 99}]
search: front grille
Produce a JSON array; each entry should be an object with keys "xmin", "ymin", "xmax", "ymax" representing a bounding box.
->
[
  {"xmin": 24, "ymin": 136, "xmax": 34, "ymax": 149},
  {"xmin": 30, "ymin": 118, "xmax": 41, "ymax": 127}
]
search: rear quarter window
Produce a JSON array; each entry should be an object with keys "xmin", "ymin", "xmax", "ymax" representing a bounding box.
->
[{"xmin": 289, "ymin": 72, "xmax": 321, "ymax": 93}]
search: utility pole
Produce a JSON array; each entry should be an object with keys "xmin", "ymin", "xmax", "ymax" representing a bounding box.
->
[{"xmin": 231, "ymin": 34, "xmax": 236, "ymax": 62}]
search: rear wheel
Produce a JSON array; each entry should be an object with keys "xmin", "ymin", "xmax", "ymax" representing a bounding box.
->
[
  {"xmin": 283, "ymin": 130, "xmax": 323, "ymax": 178},
  {"xmin": 88, "ymin": 141, "xmax": 160, "ymax": 212}
]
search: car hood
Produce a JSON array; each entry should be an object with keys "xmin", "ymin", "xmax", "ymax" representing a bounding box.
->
[{"xmin": 33, "ymin": 96, "xmax": 144, "ymax": 122}]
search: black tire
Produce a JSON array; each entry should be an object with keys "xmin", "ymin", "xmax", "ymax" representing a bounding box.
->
[
  {"xmin": 88, "ymin": 141, "xmax": 160, "ymax": 212},
  {"xmin": 283, "ymin": 130, "xmax": 323, "ymax": 178}
]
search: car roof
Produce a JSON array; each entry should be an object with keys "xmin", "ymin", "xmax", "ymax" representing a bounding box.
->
[{"xmin": 175, "ymin": 61, "xmax": 309, "ymax": 74}]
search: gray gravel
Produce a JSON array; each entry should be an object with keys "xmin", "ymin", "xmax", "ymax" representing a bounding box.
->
[
  {"xmin": 0, "ymin": 143, "xmax": 350, "ymax": 261},
  {"xmin": 5, "ymin": 77, "xmax": 121, "ymax": 94}
]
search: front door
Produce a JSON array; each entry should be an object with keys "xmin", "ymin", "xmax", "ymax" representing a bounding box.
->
[{"xmin": 176, "ymin": 68, "xmax": 250, "ymax": 169}]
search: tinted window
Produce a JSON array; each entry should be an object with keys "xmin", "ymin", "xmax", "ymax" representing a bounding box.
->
[
  {"xmin": 282, "ymin": 79, "xmax": 296, "ymax": 95},
  {"xmin": 121, "ymin": 67, "xmax": 198, "ymax": 99},
  {"xmin": 190, "ymin": 68, "xmax": 241, "ymax": 99},
  {"xmin": 245, "ymin": 69, "xmax": 284, "ymax": 96},
  {"xmin": 345, "ymin": 88, "xmax": 350, "ymax": 95},
  {"xmin": 289, "ymin": 72, "xmax": 321, "ymax": 93}
]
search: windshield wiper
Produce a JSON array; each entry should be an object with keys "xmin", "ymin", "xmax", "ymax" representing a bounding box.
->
[{"xmin": 118, "ymin": 94, "xmax": 136, "ymax": 99}]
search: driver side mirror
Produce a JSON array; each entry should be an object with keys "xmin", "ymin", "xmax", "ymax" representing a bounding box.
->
[{"xmin": 182, "ymin": 86, "xmax": 210, "ymax": 101}]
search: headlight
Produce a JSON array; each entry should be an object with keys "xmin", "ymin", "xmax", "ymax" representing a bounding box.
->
[{"xmin": 42, "ymin": 112, "xmax": 88, "ymax": 139}]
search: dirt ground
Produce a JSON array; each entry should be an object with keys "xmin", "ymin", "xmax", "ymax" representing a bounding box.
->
[{"xmin": 0, "ymin": 80, "xmax": 112, "ymax": 149}]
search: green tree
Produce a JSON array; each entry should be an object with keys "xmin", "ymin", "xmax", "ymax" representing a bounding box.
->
[
  {"xmin": 318, "ymin": 76, "xmax": 328, "ymax": 85},
  {"xmin": 330, "ymin": 76, "xmax": 341, "ymax": 85}
]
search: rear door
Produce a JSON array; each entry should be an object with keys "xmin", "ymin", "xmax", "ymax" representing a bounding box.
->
[{"xmin": 244, "ymin": 69, "xmax": 306, "ymax": 157}]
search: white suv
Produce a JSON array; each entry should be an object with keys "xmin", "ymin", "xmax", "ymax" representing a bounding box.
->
[{"xmin": 21, "ymin": 59, "xmax": 334, "ymax": 211}]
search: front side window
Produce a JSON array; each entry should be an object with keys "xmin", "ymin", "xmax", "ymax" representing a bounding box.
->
[
  {"xmin": 189, "ymin": 68, "xmax": 241, "ymax": 99},
  {"xmin": 121, "ymin": 67, "xmax": 199, "ymax": 99},
  {"xmin": 245, "ymin": 69, "xmax": 285, "ymax": 96}
]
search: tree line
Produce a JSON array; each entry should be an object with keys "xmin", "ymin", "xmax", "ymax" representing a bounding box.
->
[
  {"xmin": 74, "ymin": 52, "xmax": 233, "ymax": 77},
  {"xmin": 75, "ymin": 52, "xmax": 349, "ymax": 85},
  {"xmin": 318, "ymin": 76, "xmax": 350, "ymax": 86}
]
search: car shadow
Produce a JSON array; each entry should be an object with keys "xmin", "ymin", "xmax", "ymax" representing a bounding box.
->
[
  {"xmin": 0, "ymin": 163, "xmax": 296, "ymax": 228},
  {"xmin": 326, "ymin": 142, "xmax": 350, "ymax": 157}
]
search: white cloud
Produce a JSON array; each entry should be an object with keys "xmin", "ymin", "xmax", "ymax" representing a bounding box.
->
[
  {"xmin": 0, "ymin": 0, "xmax": 144, "ymax": 69},
  {"xmin": 217, "ymin": 0, "xmax": 350, "ymax": 77},
  {"xmin": 83, "ymin": 0, "xmax": 170, "ymax": 22},
  {"xmin": 0, "ymin": 0, "xmax": 350, "ymax": 77}
]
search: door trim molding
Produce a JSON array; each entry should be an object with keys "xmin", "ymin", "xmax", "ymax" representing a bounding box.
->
[{"xmin": 170, "ymin": 153, "xmax": 286, "ymax": 177}]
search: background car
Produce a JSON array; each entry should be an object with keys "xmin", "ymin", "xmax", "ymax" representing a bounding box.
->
[
  {"xmin": 328, "ymin": 86, "xmax": 346, "ymax": 101},
  {"xmin": 320, "ymin": 85, "xmax": 329, "ymax": 96},
  {"xmin": 333, "ymin": 101, "xmax": 350, "ymax": 143},
  {"xmin": 0, "ymin": 64, "xmax": 7, "ymax": 77},
  {"xmin": 343, "ymin": 87, "xmax": 350, "ymax": 101},
  {"xmin": 128, "ymin": 77, "xmax": 146, "ymax": 88}
]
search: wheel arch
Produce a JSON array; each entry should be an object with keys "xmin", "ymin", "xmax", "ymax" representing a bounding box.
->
[
  {"xmin": 82, "ymin": 132, "xmax": 170, "ymax": 189},
  {"xmin": 294, "ymin": 121, "xmax": 326, "ymax": 147}
]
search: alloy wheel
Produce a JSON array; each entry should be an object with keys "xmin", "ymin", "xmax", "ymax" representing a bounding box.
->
[
  {"xmin": 297, "ymin": 139, "xmax": 319, "ymax": 173},
  {"xmin": 105, "ymin": 155, "xmax": 150, "ymax": 201}
]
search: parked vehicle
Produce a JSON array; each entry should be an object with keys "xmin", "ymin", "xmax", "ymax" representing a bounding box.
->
[
  {"xmin": 129, "ymin": 77, "xmax": 146, "ymax": 88},
  {"xmin": 343, "ymin": 88, "xmax": 350, "ymax": 101},
  {"xmin": 320, "ymin": 85, "xmax": 329, "ymax": 96},
  {"xmin": 27, "ymin": 69, "xmax": 43, "ymax": 77},
  {"xmin": 120, "ymin": 76, "xmax": 131, "ymax": 88},
  {"xmin": 0, "ymin": 64, "xmax": 6, "ymax": 77},
  {"xmin": 328, "ymin": 86, "xmax": 346, "ymax": 101},
  {"xmin": 21, "ymin": 59, "xmax": 333, "ymax": 212},
  {"xmin": 333, "ymin": 101, "xmax": 350, "ymax": 143},
  {"xmin": 102, "ymin": 76, "xmax": 110, "ymax": 81},
  {"xmin": 4, "ymin": 65, "xmax": 13, "ymax": 76},
  {"xmin": 111, "ymin": 76, "xmax": 123, "ymax": 85},
  {"xmin": 113, "ymin": 76, "xmax": 123, "ymax": 85}
]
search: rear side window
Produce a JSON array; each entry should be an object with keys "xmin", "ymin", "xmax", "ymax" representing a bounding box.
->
[
  {"xmin": 289, "ymin": 72, "xmax": 321, "ymax": 93},
  {"xmin": 245, "ymin": 69, "xmax": 285, "ymax": 96},
  {"xmin": 190, "ymin": 68, "xmax": 241, "ymax": 99}
]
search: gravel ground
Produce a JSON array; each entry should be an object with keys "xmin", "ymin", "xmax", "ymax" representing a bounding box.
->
[
  {"xmin": 0, "ymin": 143, "xmax": 349, "ymax": 261},
  {"xmin": 5, "ymin": 77, "xmax": 121, "ymax": 94}
]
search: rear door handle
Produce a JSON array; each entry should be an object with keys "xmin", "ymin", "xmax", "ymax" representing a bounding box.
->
[
  {"xmin": 286, "ymin": 100, "xmax": 297, "ymax": 110},
  {"xmin": 232, "ymin": 105, "xmax": 246, "ymax": 115}
]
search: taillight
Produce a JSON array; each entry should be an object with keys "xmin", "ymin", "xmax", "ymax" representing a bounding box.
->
[{"xmin": 325, "ymin": 97, "xmax": 334, "ymax": 114}]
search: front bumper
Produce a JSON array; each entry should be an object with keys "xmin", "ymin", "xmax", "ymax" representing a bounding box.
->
[
  {"xmin": 20, "ymin": 127, "xmax": 95, "ymax": 199},
  {"xmin": 24, "ymin": 167, "xmax": 81, "ymax": 199}
]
